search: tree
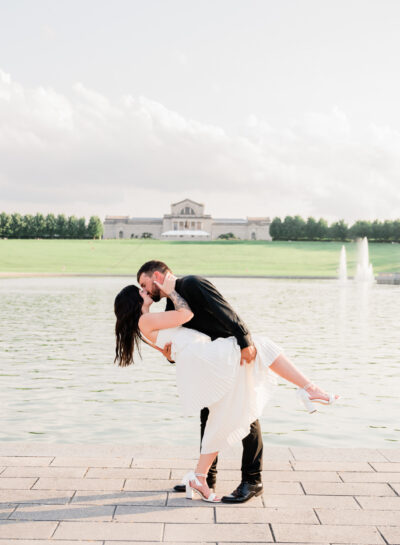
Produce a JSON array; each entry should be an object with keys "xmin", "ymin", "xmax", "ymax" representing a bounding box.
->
[
  {"xmin": 315, "ymin": 218, "xmax": 329, "ymax": 240},
  {"xmin": 305, "ymin": 217, "xmax": 318, "ymax": 241},
  {"xmin": 392, "ymin": 220, "xmax": 400, "ymax": 243},
  {"xmin": 67, "ymin": 216, "xmax": 79, "ymax": 238},
  {"xmin": 87, "ymin": 216, "xmax": 103, "ymax": 239},
  {"xmin": 349, "ymin": 220, "xmax": 372, "ymax": 240},
  {"xmin": 21, "ymin": 215, "xmax": 34, "ymax": 238},
  {"xmin": 0, "ymin": 212, "xmax": 11, "ymax": 237},
  {"xmin": 77, "ymin": 217, "xmax": 87, "ymax": 239},
  {"xmin": 381, "ymin": 220, "xmax": 394, "ymax": 242},
  {"xmin": 10, "ymin": 213, "xmax": 23, "ymax": 238},
  {"xmin": 329, "ymin": 220, "xmax": 348, "ymax": 241},
  {"xmin": 55, "ymin": 214, "xmax": 68, "ymax": 238},
  {"xmin": 45, "ymin": 214, "xmax": 57, "ymax": 238},
  {"xmin": 371, "ymin": 220, "xmax": 383, "ymax": 241},
  {"xmin": 269, "ymin": 217, "xmax": 283, "ymax": 240},
  {"xmin": 218, "ymin": 232, "xmax": 236, "ymax": 240},
  {"xmin": 292, "ymin": 215, "xmax": 306, "ymax": 240},
  {"xmin": 32, "ymin": 213, "xmax": 46, "ymax": 238},
  {"xmin": 141, "ymin": 232, "xmax": 153, "ymax": 239}
]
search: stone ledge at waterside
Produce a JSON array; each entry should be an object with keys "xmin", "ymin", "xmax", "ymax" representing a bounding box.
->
[{"xmin": 0, "ymin": 444, "xmax": 400, "ymax": 544}]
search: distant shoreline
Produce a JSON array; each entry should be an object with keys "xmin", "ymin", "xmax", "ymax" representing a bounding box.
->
[{"xmin": 0, "ymin": 271, "xmax": 339, "ymax": 280}]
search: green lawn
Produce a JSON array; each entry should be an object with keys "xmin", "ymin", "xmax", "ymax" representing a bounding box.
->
[{"xmin": 0, "ymin": 239, "xmax": 399, "ymax": 277}]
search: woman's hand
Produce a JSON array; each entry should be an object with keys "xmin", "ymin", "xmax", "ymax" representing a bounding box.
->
[{"xmin": 154, "ymin": 272, "xmax": 177, "ymax": 296}]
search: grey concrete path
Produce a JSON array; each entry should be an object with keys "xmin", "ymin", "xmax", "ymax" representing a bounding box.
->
[{"xmin": 0, "ymin": 444, "xmax": 399, "ymax": 545}]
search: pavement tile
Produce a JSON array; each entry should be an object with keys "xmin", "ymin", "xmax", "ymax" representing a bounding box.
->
[
  {"xmin": 262, "ymin": 447, "xmax": 294, "ymax": 461},
  {"xmin": 291, "ymin": 448, "xmax": 387, "ymax": 462},
  {"xmin": 54, "ymin": 520, "xmax": 163, "ymax": 540},
  {"xmin": 50, "ymin": 457, "xmax": 132, "ymax": 467},
  {"xmin": 216, "ymin": 506, "xmax": 318, "ymax": 523},
  {"xmin": 251, "ymin": 481, "xmax": 303, "ymax": 495},
  {"xmin": 124, "ymin": 478, "xmax": 300, "ymax": 494},
  {"xmin": 164, "ymin": 522, "xmax": 273, "ymax": 542},
  {"xmin": 0, "ymin": 457, "xmax": 53, "ymax": 467},
  {"xmin": 272, "ymin": 523, "xmax": 384, "ymax": 544},
  {"xmin": 292, "ymin": 461, "xmax": 374, "ymax": 472},
  {"xmin": 356, "ymin": 496, "xmax": 400, "ymax": 510},
  {"xmin": 263, "ymin": 461, "xmax": 294, "ymax": 471},
  {"xmin": 303, "ymin": 482, "xmax": 395, "ymax": 496},
  {"xmin": 0, "ymin": 541, "xmax": 102, "ymax": 545},
  {"xmin": 0, "ymin": 478, "xmax": 37, "ymax": 490},
  {"xmin": 316, "ymin": 508, "xmax": 400, "ymax": 525},
  {"xmin": 114, "ymin": 505, "xmax": 213, "ymax": 522},
  {"xmin": 340, "ymin": 472, "xmax": 400, "ymax": 483},
  {"xmin": 0, "ymin": 489, "xmax": 74, "ymax": 504},
  {"xmin": 370, "ymin": 462, "xmax": 400, "ymax": 472},
  {"xmin": 389, "ymin": 482, "xmax": 400, "ymax": 495},
  {"xmin": 132, "ymin": 458, "xmax": 198, "ymax": 469},
  {"xmin": 1, "ymin": 466, "xmax": 87, "ymax": 478},
  {"xmin": 167, "ymin": 492, "xmax": 264, "ymax": 507},
  {"xmin": 33, "ymin": 477, "xmax": 124, "ymax": 490},
  {"xmin": 0, "ymin": 504, "xmax": 16, "ymax": 519},
  {"xmin": 378, "ymin": 526, "xmax": 400, "ymax": 545},
  {"xmin": 378, "ymin": 449, "xmax": 400, "ymax": 462},
  {"xmin": 10, "ymin": 503, "xmax": 115, "ymax": 521},
  {"xmin": 171, "ymin": 469, "xmax": 340, "ymax": 482},
  {"xmin": 263, "ymin": 495, "xmax": 360, "ymax": 509},
  {"xmin": 86, "ymin": 467, "xmax": 170, "ymax": 479},
  {"xmin": 72, "ymin": 490, "xmax": 167, "ymax": 506},
  {"xmin": 105, "ymin": 542, "xmax": 216, "ymax": 545},
  {"xmin": 0, "ymin": 520, "xmax": 57, "ymax": 539},
  {"xmin": 124, "ymin": 478, "xmax": 179, "ymax": 491}
]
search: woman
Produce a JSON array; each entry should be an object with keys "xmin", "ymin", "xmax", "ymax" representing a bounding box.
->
[{"xmin": 114, "ymin": 273, "xmax": 339, "ymax": 503}]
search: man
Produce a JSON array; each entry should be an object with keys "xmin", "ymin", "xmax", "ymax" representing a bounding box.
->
[{"xmin": 137, "ymin": 260, "xmax": 263, "ymax": 503}]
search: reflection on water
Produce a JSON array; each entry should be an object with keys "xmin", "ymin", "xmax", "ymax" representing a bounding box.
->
[{"xmin": 0, "ymin": 277, "xmax": 399, "ymax": 448}]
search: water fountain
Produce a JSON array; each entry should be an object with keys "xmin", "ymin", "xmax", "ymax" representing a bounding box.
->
[
  {"xmin": 338, "ymin": 245, "xmax": 347, "ymax": 283},
  {"xmin": 355, "ymin": 237, "xmax": 374, "ymax": 283}
]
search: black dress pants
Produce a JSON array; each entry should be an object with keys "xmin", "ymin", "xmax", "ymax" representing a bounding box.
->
[{"xmin": 200, "ymin": 407, "xmax": 263, "ymax": 485}]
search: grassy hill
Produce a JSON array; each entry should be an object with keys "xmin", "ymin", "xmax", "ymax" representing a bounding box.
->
[{"xmin": 1, "ymin": 239, "xmax": 399, "ymax": 277}]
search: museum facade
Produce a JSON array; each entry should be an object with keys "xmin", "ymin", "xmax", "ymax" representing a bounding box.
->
[{"xmin": 103, "ymin": 198, "xmax": 271, "ymax": 240}]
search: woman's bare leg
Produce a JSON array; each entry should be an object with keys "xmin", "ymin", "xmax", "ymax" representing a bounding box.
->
[
  {"xmin": 270, "ymin": 353, "xmax": 333, "ymax": 401},
  {"xmin": 189, "ymin": 451, "xmax": 219, "ymax": 499}
]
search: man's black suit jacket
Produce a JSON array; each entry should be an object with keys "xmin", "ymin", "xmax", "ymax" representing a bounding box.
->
[{"xmin": 165, "ymin": 275, "xmax": 252, "ymax": 349}]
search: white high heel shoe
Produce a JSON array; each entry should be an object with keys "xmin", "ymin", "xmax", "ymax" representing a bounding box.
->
[
  {"xmin": 297, "ymin": 382, "xmax": 339, "ymax": 413},
  {"xmin": 183, "ymin": 471, "xmax": 221, "ymax": 503}
]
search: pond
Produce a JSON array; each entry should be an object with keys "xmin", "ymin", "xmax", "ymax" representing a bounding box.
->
[{"xmin": 0, "ymin": 276, "xmax": 399, "ymax": 448}]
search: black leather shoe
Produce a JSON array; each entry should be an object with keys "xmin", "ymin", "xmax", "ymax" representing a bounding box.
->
[
  {"xmin": 221, "ymin": 481, "xmax": 263, "ymax": 503},
  {"xmin": 173, "ymin": 481, "xmax": 216, "ymax": 493}
]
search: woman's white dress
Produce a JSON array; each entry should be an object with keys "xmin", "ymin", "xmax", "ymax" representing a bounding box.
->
[{"xmin": 155, "ymin": 327, "xmax": 282, "ymax": 454}]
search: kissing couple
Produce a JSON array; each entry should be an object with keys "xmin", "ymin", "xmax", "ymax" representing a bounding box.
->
[{"xmin": 114, "ymin": 260, "xmax": 339, "ymax": 503}]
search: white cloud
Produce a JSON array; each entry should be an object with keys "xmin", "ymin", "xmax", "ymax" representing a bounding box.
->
[{"xmin": 0, "ymin": 68, "xmax": 399, "ymax": 222}]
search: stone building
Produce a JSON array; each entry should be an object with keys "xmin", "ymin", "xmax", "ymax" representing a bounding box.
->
[{"xmin": 103, "ymin": 198, "xmax": 271, "ymax": 240}]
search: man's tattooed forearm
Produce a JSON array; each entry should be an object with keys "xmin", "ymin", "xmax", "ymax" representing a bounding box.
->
[{"xmin": 169, "ymin": 290, "xmax": 192, "ymax": 312}]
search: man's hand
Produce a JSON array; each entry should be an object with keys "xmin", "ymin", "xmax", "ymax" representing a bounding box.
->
[
  {"xmin": 161, "ymin": 342, "xmax": 174, "ymax": 362},
  {"xmin": 240, "ymin": 345, "xmax": 257, "ymax": 366}
]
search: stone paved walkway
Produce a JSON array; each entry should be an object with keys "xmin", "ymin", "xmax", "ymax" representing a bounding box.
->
[{"xmin": 0, "ymin": 444, "xmax": 399, "ymax": 545}]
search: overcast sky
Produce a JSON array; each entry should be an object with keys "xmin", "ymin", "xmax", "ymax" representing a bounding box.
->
[{"xmin": 1, "ymin": 0, "xmax": 400, "ymax": 222}]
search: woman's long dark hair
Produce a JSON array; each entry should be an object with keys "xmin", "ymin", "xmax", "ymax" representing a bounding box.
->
[{"xmin": 114, "ymin": 285, "xmax": 143, "ymax": 367}]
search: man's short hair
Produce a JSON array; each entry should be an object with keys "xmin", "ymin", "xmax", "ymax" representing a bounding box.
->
[{"xmin": 137, "ymin": 260, "xmax": 171, "ymax": 282}]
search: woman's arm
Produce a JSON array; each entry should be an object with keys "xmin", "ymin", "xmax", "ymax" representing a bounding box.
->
[
  {"xmin": 139, "ymin": 308, "xmax": 193, "ymax": 342},
  {"xmin": 139, "ymin": 273, "xmax": 193, "ymax": 342}
]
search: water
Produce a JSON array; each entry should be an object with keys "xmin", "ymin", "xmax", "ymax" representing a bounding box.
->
[
  {"xmin": 339, "ymin": 245, "xmax": 347, "ymax": 283},
  {"xmin": 355, "ymin": 237, "xmax": 374, "ymax": 283},
  {"xmin": 1, "ymin": 277, "xmax": 399, "ymax": 448}
]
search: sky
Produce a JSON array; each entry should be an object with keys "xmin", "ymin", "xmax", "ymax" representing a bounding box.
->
[{"xmin": 1, "ymin": 0, "xmax": 400, "ymax": 222}]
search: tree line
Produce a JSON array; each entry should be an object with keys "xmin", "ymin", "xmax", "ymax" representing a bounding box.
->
[
  {"xmin": 270, "ymin": 216, "xmax": 400, "ymax": 242},
  {"xmin": 0, "ymin": 213, "xmax": 103, "ymax": 239}
]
